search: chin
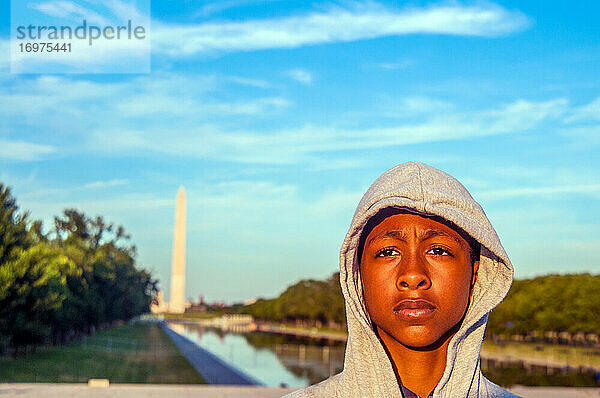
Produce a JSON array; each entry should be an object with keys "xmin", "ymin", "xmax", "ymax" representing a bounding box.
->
[
  {"xmin": 398, "ymin": 334, "xmax": 442, "ymax": 349},
  {"xmin": 385, "ymin": 324, "xmax": 449, "ymax": 350}
]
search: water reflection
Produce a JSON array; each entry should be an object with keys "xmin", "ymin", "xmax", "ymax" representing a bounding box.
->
[
  {"xmin": 243, "ymin": 331, "xmax": 345, "ymax": 385},
  {"xmin": 482, "ymin": 357, "xmax": 597, "ymax": 387},
  {"xmin": 168, "ymin": 322, "xmax": 598, "ymax": 388},
  {"xmin": 169, "ymin": 322, "xmax": 344, "ymax": 387}
]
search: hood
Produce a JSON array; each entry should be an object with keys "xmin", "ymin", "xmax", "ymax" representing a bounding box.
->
[{"xmin": 335, "ymin": 161, "xmax": 514, "ymax": 397}]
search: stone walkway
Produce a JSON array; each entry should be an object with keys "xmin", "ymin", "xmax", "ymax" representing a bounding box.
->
[
  {"xmin": 160, "ymin": 323, "xmax": 261, "ymax": 385},
  {"xmin": 0, "ymin": 384, "xmax": 597, "ymax": 397},
  {"xmin": 510, "ymin": 386, "xmax": 598, "ymax": 397},
  {"xmin": 0, "ymin": 384, "xmax": 296, "ymax": 397}
]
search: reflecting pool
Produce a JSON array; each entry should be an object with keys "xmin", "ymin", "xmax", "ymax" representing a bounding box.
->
[
  {"xmin": 168, "ymin": 322, "xmax": 597, "ymax": 388},
  {"xmin": 168, "ymin": 322, "xmax": 345, "ymax": 387}
]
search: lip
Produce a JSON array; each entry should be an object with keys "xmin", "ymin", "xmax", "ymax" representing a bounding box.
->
[{"xmin": 393, "ymin": 299, "xmax": 436, "ymax": 320}]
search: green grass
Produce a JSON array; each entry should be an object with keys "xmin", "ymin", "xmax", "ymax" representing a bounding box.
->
[
  {"xmin": 0, "ymin": 322, "xmax": 206, "ymax": 384},
  {"xmin": 269, "ymin": 323, "xmax": 348, "ymax": 336}
]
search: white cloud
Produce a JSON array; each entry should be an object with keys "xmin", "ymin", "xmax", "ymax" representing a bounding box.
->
[
  {"xmin": 18, "ymin": 193, "xmax": 174, "ymax": 236},
  {"xmin": 304, "ymin": 157, "xmax": 373, "ymax": 172},
  {"xmin": 393, "ymin": 96, "xmax": 453, "ymax": 115},
  {"xmin": 559, "ymin": 125, "xmax": 600, "ymax": 149},
  {"xmin": 1, "ymin": 71, "xmax": 589, "ymax": 170},
  {"xmin": 0, "ymin": 72, "xmax": 571, "ymax": 165},
  {"xmin": 285, "ymin": 68, "xmax": 313, "ymax": 84},
  {"xmin": 227, "ymin": 76, "xmax": 272, "ymax": 88},
  {"xmin": 479, "ymin": 98, "xmax": 568, "ymax": 132},
  {"xmin": 0, "ymin": 73, "xmax": 286, "ymax": 142},
  {"xmin": 375, "ymin": 60, "xmax": 414, "ymax": 70},
  {"xmin": 194, "ymin": 0, "xmax": 280, "ymax": 18},
  {"xmin": 478, "ymin": 184, "xmax": 600, "ymax": 201},
  {"xmin": 82, "ymin": 179, "xmax": 129, "ymax": 189},
  {"xmin": 566, "ymin": 97, "xmax": 600, "ymax": 122},
  {"xmin": 0, "ymin": 140, "xmax": 57, "ymax": 161},
  {"xmin": 101, "ymin": 0, "xmax": 148, "ymax": 25},
  {"xmin": 13, "ymin": 1, "xmax": 151, "ymax": 73},
  {"xmin": 117, "ymin": 95, "xmax": 290, "ymax": 117},
  {"xmin": 196, "ymin": 1, "xmax": 239, "ymax": 17},
  {"xmin": 15, "ymin": 179, "xmax": 130, "ymax": 201},
  {"xmin": 28, "ymin": 0, "xmax": 148, "ymax": 26},
  {"xmin": 152, "ymin": 2, "xmax": 530, "ymax": 56},
  {"xmin": 30, "ymin": 1, "xmax": 112, "ymax": 25},
  {"xmin": 478, "ymin": 165, "xmax": 546, "ymax": 180},
  {"xmin": 10, "ymin": 34, "xmax": 150, "ymax": 74},
  {"xmin": 0, "ymin": 40, "xmax": 9, "ymax": 70},
  {"xmin": 77, "ymin": 97, "xmax": 567, "ymax": 164}
]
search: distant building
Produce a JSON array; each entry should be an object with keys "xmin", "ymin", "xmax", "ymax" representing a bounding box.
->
[
  {"xmin": 243, "ymin": 298, "xmax": 257, "ymax": 306},
  {"xmin": 185, "ymin": 302, "xmax": 207, "ymax": 313},
  {"xmin": 184, "ymin": 294, "xmax": 207, "ymax": 313}
]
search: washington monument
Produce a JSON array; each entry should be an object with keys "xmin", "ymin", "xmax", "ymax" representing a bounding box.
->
[{"xmin": 169, "ymin": 186, "xmax": 186, "ymax": 313}]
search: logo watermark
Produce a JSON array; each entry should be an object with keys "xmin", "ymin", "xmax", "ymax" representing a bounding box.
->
[
  {"xmin": 11, "ymin": 0, "xmax": 151, "ymax": 74},
  {"xmin": 16, "ymin": 19, "xmax": 147, "ymax": 46}
]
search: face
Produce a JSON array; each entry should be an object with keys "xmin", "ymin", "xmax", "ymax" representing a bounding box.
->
[{"xmin": 360, "ymin": 212, "xmax": 479, "ymax": 348}]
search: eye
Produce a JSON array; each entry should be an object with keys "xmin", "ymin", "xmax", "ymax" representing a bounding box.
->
[
  {"xmin": 375, "ymin": 247, "xmax": 400, "ymax": 257},
  {"xmin": 427, "ymin": 247, "xmax": 453, "ymax": 257}
]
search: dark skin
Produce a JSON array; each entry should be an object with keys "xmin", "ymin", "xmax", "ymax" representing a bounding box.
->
[{"xmin": 360, "ymin": 213, "xmax": 479, "ymax": 398}]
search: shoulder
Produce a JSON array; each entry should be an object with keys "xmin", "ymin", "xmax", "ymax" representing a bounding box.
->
[
  {"xmin": 481, "ymin": 377, "xmax": 522, "ymax": 398},
  {"xmin": 282, "ymin": 374, "xmax": 344, "ymax": 398}
]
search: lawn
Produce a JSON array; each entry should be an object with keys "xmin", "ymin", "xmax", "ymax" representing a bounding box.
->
[
  {"xmin": 0, "ymin": 321, "xmax": 206, "ymax": 384},
  {"xmin": 162, "ymin": 312, "xmax": 220, "ymax": 320}
]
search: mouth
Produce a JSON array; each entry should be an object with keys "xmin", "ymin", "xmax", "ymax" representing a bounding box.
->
[{"xmin": 393, "ymin": 299, "xmax": 436, "ymax": 320}]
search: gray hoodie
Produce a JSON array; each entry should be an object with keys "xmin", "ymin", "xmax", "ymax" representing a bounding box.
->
[{"xmin": 285, "ymin": 161, "xmax": 518, "ymax": 398}]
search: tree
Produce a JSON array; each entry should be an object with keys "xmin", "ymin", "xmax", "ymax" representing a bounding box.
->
[
  {"xmin": 0, "ymin": 185, "xmax": 159, "ymax": 351},
  {"xmin": 0, "ymin": 243, "xmax": 76, "ymax": 349},
  {"xmin": 487, "ymin": 274, "xmax": 600, "ymax": 337},
  {"xmin": 0, "ymin": 184, "xmax": 30, "ymax": 269},
  {"xmin": 242, "ymin": 272, "xmax": 347, "ymax": 327},
  {"xmin": 53, "ymin": 209, "xmax": 158, "ymax": 332}
]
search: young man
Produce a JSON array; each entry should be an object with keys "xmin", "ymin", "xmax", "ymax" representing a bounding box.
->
[{"xmin": 286, "ymin": 161, "xmax": 518, "ymax": 397}]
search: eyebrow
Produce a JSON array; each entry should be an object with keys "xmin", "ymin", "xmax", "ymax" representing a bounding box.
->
[
  {"xmin": 366, "ymin": 230, "xmax": 407, "ymax": 247},
  {"xmin": 366, "ymin": 228, "xmax": 462, "ymax": 247},
  {"xmin": 419, "ymin": 229, "xmax": 462, "ymax": 245}
]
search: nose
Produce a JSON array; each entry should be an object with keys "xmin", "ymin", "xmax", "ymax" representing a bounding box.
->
[{"xmin": 396, "ymin": 251, "xmax": 431, "ymax": 290}]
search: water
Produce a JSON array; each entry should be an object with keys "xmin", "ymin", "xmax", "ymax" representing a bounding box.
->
[
  {"xmin": 168, "ymin": 322, "xmax": 597, "ymax": 388},
  {"xmin": 481, "ymin": 358, "xmax": 597, "ymax": 387},
  {"xmin": 169, "ymin": 322, "xmax": 345, "ymax": 387}
]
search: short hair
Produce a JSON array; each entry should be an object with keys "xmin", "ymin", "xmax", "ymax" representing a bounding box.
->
[{"xmin": 357, "ymin": 207, "xmax": 480, "ymax": 266}]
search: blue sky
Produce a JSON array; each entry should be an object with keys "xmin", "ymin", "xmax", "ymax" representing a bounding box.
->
[{"xmin": 1, "ymin": 0, "xmax": 599, "ymax": 303}]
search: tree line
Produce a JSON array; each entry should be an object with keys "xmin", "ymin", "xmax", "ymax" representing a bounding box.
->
[
  {"xmin": 486, "ymin": 274, "xmax": 600, "ymax": 336},
  {"xmin": 240, "ymin": 271, "xmax": 600, "ymax": 336},
  {"xmin": 240, "ymin": 273, "xmax": 346, "ymax": 328},
  {"xmin": 0, "ymin": 183, "xmax": 157, "ymax": 354}
]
